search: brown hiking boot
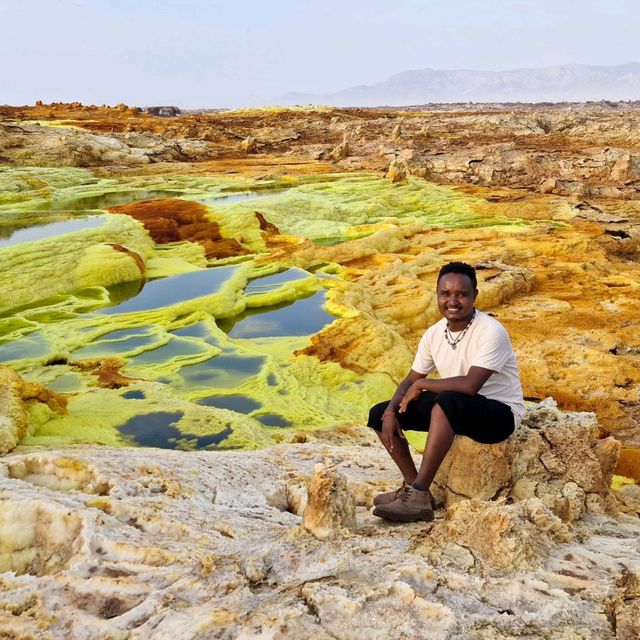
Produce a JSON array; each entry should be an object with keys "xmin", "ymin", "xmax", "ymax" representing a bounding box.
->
[
  {"xmin": 372, "ymin": 485, "xmax": 434, "ymax": 522},
  {"xmin": 373, "ymin": 482, "xmax": 408, "ymax": 507}
]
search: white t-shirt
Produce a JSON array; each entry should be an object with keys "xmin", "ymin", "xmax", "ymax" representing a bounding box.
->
[{"xmin": 411, "ymin": 310, "xmax": 525, "ymax": 425}]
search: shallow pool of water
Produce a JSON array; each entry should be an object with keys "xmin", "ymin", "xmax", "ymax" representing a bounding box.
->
[
  {"xmin": 126, "ymin": 337, "xmax": 210, "ymax": 367},
  {"xmin": 100, "ymin": 265, "xmax": 239, "ymax": 315},
  {"xmin": 72, "ymin": 334, "xmax": 164, "ymax": 359},
  {"xmin": 178, "ymin": 351, "xmax": 266, "ymax": 388},
  {"xmin": 46, "ymin": 372, "xmax": 87, "ymax": 393},
  {"xmin": 122, "ymin": 390, "xmax": 146, "ymax": 400},
  {"xmin": 199, "ymin": 192, "xmax": 263, "ymax": 206},
  {"xmin": 255, "ymin": 413, "xmax": 293, "ymax": 427},
  {"xmin": 117, "ymin": 410, "xmax": 232, "ymax": 449},
  {"xmin": 0, "ymin": 216, "xmax": 105, "ymax": 248},
  {"xmin": 196, "ymin": 394, "xmax": 262, "ymax": 413},
  {"xmin": 36, "ymin": 190, "xmax": 184, "ymax": 212},
  {"xmin": 171, "ymin": 322, "xmax": 216, "ymax": 341},
  {"xmin": 0, "ymin": 331, "xmax": 52, "ymax": 363},
  {"xmin": 94, "ymin": 326, "xmax": 156, "ymax": 342},
  {"xmin": 221, "ymin": 290, "xmax": 333, "ymax": 338},
  {"xmin": 198, "ymin": 189, "xmax": 286, "ymax": 207},
  {"xmin": 245, "ymin": 268, "xmax": 312, "ymax": 295}
]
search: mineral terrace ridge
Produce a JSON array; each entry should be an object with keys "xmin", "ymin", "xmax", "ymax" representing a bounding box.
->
[{"xmin": 0, "ymin": 102, "xmax": 639, "ymax": 639}]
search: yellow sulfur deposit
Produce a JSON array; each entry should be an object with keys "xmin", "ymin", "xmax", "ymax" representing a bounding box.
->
[
  {"xmin": 0, "ymin": 153, "xmax": 637, "ymax": 469},
  {"xmin": 1, "ymin": 170, "xmax": 533, "ymax": 450}
]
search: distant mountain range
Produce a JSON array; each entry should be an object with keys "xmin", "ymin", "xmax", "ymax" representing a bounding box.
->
[{"xmin": 278, "ymin": 63, "xmax": 640, "ymax": 107}]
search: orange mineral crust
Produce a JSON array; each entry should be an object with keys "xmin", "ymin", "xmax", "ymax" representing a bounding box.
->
[
  {"xmin": 69, "ymin": 358, "xmax": 139, "ymax": 389},
  {"xmin": 616, "ymin": 447, "xmax": 640, "ymax": 483},
  {"xmin": 107, "ymin": 198, "xmax": 247, "ymax": 259},
  {"xmin": 105, "ymin": 243, "xmax": 146, "ymax": 273}
]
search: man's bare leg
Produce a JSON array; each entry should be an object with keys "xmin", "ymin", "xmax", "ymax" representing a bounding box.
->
[
  {"xmin": 374, "ymin": 431, "xmax": 418, "ymax": 484},
  {"xmin": 373, "ymin": 404, "xmax": 454, "ymax": 520},
  {"xmin": 414, "ymin": 403, "xmax": 454, "ymax": 490}
]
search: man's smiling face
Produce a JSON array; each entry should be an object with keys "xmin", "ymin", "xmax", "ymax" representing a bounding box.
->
[{"xmin": 436, "ymin": 273, "xmax": 478, "ymax": 331}]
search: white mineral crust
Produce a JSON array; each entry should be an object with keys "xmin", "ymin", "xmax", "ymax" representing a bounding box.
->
[{"xmin": 0, "ymin": 407, "xmax": 639, "ymax": 639}]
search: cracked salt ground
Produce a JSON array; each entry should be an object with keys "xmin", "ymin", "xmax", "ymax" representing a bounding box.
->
[{"xmin": 0, "ymin": 404, "xmax": 638, "ymax": 639}]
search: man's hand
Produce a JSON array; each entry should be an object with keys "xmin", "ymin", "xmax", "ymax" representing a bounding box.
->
[
  {"xmin": 399, "ymin": 381, "xmax": 423, "ymax": 413},
  {"xmin": 381, "ymin": 411, "xmax": 405, "ymax": 452}
]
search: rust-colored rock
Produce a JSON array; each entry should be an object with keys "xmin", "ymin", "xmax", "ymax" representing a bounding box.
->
[
  {"xmin": 105, "ymin": 243, "xmax": 145, "ymax": 274},
  {"xmin": 255, "ymin": 211, "xmax": 279, "ymax": 234},
  {"xmin": 108, "ymin": 198, "xmax": 248, "ymax": 259},
  {"xmin": 69, "ymin": 358, "xmax": 139, "ymax": 389},
  {"xmin": 295, "ymin": 316, "xmax": 413, "ymax": 383},
  {"xmin": 617, "ymin": 447, "xmax": 640, "ymax": 482},
  {"xmin": 198, "ymin": 238, "xmax": 245, "ymax": 259}
]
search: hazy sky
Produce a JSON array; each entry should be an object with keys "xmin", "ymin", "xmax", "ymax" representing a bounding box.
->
[{"xmin": 2, "ymin": 0, "xmax": 638, "ymax": 108}]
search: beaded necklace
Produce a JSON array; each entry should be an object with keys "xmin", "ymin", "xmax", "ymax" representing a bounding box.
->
[{"xmin": 444, "ymin": 310, "xmax": 476, "ymax": 350}]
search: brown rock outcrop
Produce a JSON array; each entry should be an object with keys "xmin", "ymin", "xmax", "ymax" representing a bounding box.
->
[
  {"xmin": 433, "ymin": 400, "xmax": 620, "ymax": 522},
  {"xmin": 3, "ymin": 103, "xmax": 640, "ymax": 201},
  {"xmin": 385, "ymin": 157, "xmax": 409, "ymax": 183},
  {"xmin": 0, "ymin": 122, "xmax": 212, "ymax": 167},
  {"xmin": 322, "ymin": 138, "xmax": 350, "ymax": 161}
]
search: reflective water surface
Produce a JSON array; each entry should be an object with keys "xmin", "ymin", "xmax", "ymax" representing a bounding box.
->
[
  {"xmin": 100, "ymin": 266, "xmax": 239, "ymax": 314},
  {"xmin": 0, "ymin": 216, "xmax": 106, "ymax": 248},
  {"xmin": 221, "ymin": 291, "xmax": 333, "ymax": 338},
  {"xmin": 118, "ymin": 410, "xmax": 232, "ymax": 449}
]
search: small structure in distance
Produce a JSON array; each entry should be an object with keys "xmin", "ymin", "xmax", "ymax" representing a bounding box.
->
[{"xmin": 146, "ymin": 106, "xmax": 181, "ymax": 117}]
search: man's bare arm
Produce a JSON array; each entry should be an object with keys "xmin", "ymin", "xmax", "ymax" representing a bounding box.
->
[
  {"xmin": 378, "ymin": 370, "xmax": 426, "ymax": 450},
  {"xmin": 382, "ymin": 369, "xmax": 426, "ymax": 418}
]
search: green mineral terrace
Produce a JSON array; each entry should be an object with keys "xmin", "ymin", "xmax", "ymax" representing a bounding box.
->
[{"xmin": 0, "ymin": 167, "xmax": 533, "ymax": 451}]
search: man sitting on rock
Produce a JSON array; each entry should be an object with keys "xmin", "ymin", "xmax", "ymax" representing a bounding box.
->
[{"xmin": 368, "ymin": 261, "xmax": 524, "ymax": 522}]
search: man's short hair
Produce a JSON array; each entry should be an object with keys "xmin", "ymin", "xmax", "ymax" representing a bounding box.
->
[{"xmin": 437, "ymin": 262, "xmax": 477, "ymax": 289}]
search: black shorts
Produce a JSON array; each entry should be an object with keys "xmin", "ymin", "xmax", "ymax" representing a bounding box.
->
[{"xmin": 367, "ymin": 390, "xmax": 515, "ymax": 444}]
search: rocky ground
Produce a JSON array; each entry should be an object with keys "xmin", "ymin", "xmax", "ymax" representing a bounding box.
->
[
  {"xmin": 2, "ymin": 101, "xmax": 640, "ymax": 201},
  {"xmin": 1, "ymin": 399, "xmax": 639, "ymax": 639}
]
